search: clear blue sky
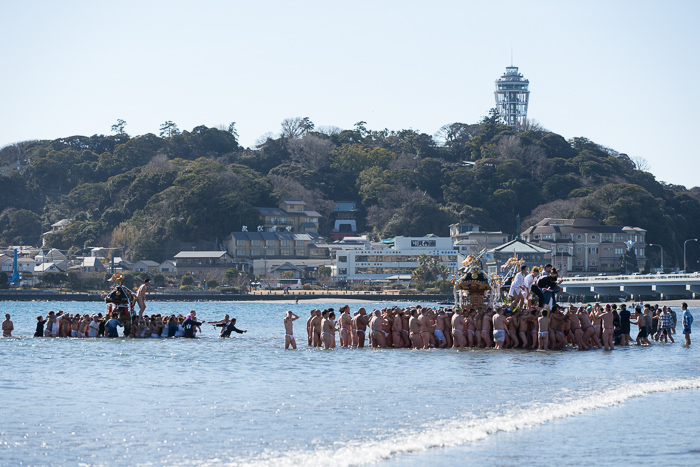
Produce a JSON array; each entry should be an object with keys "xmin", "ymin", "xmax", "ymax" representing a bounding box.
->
[{"xmin": 1, "ymin": 0, "xmax": 698, "ymax": 188}]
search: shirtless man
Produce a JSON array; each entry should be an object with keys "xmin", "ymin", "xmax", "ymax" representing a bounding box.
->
[
  {"xmin": 434, "ymin": 310, "xmax": 447, "ymax": 348},
  {"xmin": 465, "ymin": 309, "xmax": 477, "ymax": 348},
  {"xmin": 480, "ymin": 308, "xmax": 493, "ymax": 348},
  {"xmin": 322, "ymin": 311, "xmax": 336, "ymax": 349},
  {"xmin": 61, "ymin": 313, "xmax": 71, "ymax": 338},
  {"xmin": 568, "ymin": 307, "xmax": 586, "ymax": 350},
  {"xmin": 78, "ymin": 315, "xmax": 90, "ymax": 338},
  {"xmin": 517, "ymin": 308, "xmax": 530, "ymax": 348},
  {"xmin": 353, "ymin": 308, "xmax": 370, "ymax": 348},
  {"xmin": 417, "ymin": 307, "xmax": 431, "ymax": 349},
  {"xmin": 600, "ymin": 304, "xmax": 615, "ymax": 350},
  {"xmin": 505, "ymin": 310, "xmax": 518, "ymax": 348},
  {"xmin": 71, "ymin": 315, "xmax": 81, "ymax": 337},
  {"xmin": 537, "ymin": 309, "xmax": 550, "ymax": 350},
  {"xmin": 492, "ymin": 308, "xmax": 507, "ymax": 349},
  {"xmin": 549, "ymin": 307, "xmax": 567, "ymax": 350},
  {"xmin": 338, "ymin": 306, "xmax": 353, "ymax": 347},
  {"xmin": 443, "ymin": 309, "xmax": 453, "ymax": 348},
  {"xmin": 283, "ymin": 311, "xmax": 300, "ymax": 350},
  {"xmin": 451, "ymin": 308, "xmax": 466, "ymax": 349},
  {"xmin": 2, "ymin": 314, "xmax": 13, "ymax": 337},
  {"xmin": 392, "ymin": 309, "xmax": 404, "ymax": 348},
  {"xmin": 409, "ymin": 309, "xmax": 423, "ymax": 349},
  {"xmin": 381, "ymin": 309, "xmax": 393, "ymax": 347},
  {"xmin": 306, "ymin": 310, "xmax": 315, "ymax": 346},
  {"xmin": 311, "ymin": 310, "xmax": 323, "ymax": 347},
  {"xmin": 400, "ymin": 308, "xmax": 411, "ymax": 347},
  {"xmin": 135, "ymin": 278, "xmax": 149, "ymax": 317},
  {"xmin": 633, "ymin": 307, "xmax": 650, "ymax": 346},
  {"xmin": 577, "ymin": 307, "xmax": 601, "ymax": 349},
  {"xmin": 369, "ymin": 310, "xmax": 386, "ymax": 348}
]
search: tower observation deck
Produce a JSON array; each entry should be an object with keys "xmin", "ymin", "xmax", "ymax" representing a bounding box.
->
[{"xmin": 494, "ymin": 66, "xmax": 529, "ymax": 127}]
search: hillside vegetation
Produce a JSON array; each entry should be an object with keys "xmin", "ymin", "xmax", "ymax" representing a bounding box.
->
[{"xmin": 1, "ymin": 116, "xmax": 699, "ymax": 269}]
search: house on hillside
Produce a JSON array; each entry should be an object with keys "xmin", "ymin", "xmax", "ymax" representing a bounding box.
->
[
  {"xmin": 158, "ymin": 260, "xmax": 177, "ymax": 274},
  {"xmin": 521, "ymin": 217, "xmax": 647, "ymax": 274},
  {"xmin": 132, "ymin": 260, "xmax": 160, "ymax": 274},
  {"xmin": 80, "ymin": 257, "xmax": 106, "ymax": 274},
  {"xmin": 35, "ymin": 263, "xmax": 63, "ymax": 275},
  {"xmin": 255, "ymin": 199, "xmax": 321, "ymax": 234},
  {"xmin": 173, "ymin": 251, "xmax": 233, "ymax": 278}
]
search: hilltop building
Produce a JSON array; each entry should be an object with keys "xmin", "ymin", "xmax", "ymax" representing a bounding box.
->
[
  {"xmin": 255, "ymin": 199, "xmax": 321, "ymax": 234},
  {"xmin": 495, "ymin": 65, "xmax": 530, "ymax": 127},
  {"xmin": 521, "ymin": 217, "xmax": 647, "ymax": 274},
  {"xmin": 449, "ymin": 223, "xmax": 509, "ymax": 258},
  {"xmin": 330, "ymin": 201, "xmax": 360, "ymax": 241}
]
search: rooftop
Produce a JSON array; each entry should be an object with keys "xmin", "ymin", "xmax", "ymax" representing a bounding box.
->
[{"xmin": 173, "ymin": 251, "xmax": 230, "ymax": 259}]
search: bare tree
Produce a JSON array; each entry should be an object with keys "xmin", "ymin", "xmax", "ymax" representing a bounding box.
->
[
  {"xmin": 522, "ymin": 198, "xmax": 582, "ymax": 229},
  {"xmin": 496, "ymin": 135, "xmax": 547, "ymax": 181},
  {"xmin": 630, "ymin": 155, "xmax": 650, "ymax": 172},
  {"xmin": 516, "ymin": 117, "xmax": 548, "ymax": 134},
  {"xmin": 288, "ymin": 134, "xmax": 335, "ymax": 171},
  {"xmin": 280, "ymin": 117, "xmax": 314, "ymax": 139},
  {"xmin": 317, "ymin": 125, "xmax": 342, "ymax": 136}
]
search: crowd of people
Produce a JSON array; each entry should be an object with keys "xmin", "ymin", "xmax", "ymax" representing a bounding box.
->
[
  {"xmin": 0, "ymin": 310, "xmax": 246, "ymax": 339},
  {"xmin": 1, "ymin": 300, "xmax": 694, "ymax": 351},
  {"xmin": 296, "ymin": 302, "xmax": 694, "ymax": 350}
]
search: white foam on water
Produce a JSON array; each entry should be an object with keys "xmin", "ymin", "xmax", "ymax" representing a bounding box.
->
[{"xmin": 215, "ymin": 377, "xmax": 700, "ymax": 467}]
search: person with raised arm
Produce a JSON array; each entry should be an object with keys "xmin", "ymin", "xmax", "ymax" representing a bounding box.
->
[{"xmin": 283, "ymin": 311, "xmax": 299, "ymax": 349}]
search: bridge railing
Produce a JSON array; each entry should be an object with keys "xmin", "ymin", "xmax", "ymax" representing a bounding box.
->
[{"xmin": 562, "ymin": 273, "xmax": 700, "ymax": 284}]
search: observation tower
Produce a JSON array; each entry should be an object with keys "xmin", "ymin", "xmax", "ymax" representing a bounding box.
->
[{"xmin": 494, "ymin": 65, "xmax": 529, "ymax": 127}]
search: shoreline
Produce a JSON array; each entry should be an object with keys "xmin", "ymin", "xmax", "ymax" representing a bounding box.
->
[{"xmin": 1, "ymin": 290, "xmax": 698, "ymax": 307}]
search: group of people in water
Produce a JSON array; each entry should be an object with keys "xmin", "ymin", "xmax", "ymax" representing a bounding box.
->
[
  {"xmin": 2, "ymin": 299, "xmax": 693, "ymax": 350},
  {"xmin": 295, "ymin": 302, "xmax": 694, "ymax": 350},
  {"xmin": 14, "ymin": 309, "xmax": 246, "ymax": 339}
]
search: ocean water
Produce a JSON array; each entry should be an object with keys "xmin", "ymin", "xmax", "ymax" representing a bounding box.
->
[{"xmin": 1, "ymin": 300, "xmax": 699, "ymax": 467}]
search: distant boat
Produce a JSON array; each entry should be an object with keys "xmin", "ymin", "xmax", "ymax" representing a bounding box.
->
[
  {"xmin": 437, "ymin": 301, "xmax": 453, "ymax": 305},
  {"xmin": 619, "ymin": 297, "xmax": 628, "ymax": 302}
]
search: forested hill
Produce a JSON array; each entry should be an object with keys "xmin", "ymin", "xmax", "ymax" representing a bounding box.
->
[{"xmin": 1, "ymin": 117, "xmax": 699, "ymax": 268}]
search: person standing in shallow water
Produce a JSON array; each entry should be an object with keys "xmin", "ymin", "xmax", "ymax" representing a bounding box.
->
[
  {"xmin": 2, "ymin": 314, "xmax": 14, "ymax": 337},
  {"xmin": 682, "ymin": 302, "xmax": 693, "ymax": 346},
  {"xmin": 284, "ymin": 311, "xmax": 299, "ymax": 349}
]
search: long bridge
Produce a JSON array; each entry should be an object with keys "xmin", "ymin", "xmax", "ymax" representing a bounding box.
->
[{"xmin": 561, "ymin": 273, "xmax": 700, "ymax": 300}]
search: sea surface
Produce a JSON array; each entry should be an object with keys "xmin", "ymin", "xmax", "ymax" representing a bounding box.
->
[{"xmin": 1, "ymin": 300, "xmax": 699, "ymax": 467}]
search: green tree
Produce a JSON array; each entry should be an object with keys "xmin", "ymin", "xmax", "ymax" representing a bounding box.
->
[
  {"xmin": 111, "ymin": 119, "xmax": 128, "ymax": 136},
  {"xmin": 181, "ymin": 274, "xmax": 194, "ymax": 286},
  {"xmin": 159, "ymin": 121, "xmax": 180, "ymax": 138}
]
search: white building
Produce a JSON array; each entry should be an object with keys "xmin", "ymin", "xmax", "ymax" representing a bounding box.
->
[{"xmin": 335, "ymin": 235, "xmax": 458, "ymax": 282}]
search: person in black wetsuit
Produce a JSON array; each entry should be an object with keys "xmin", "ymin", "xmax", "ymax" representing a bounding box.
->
[
  {"xmin": 182, "ymin": 312, "xmax": 203, "ymax": 338},
  {"xmin": 34, "ymin": 315, "xmax": 47, "ymax": 337},
  {"xmin": 215, "ymin": 318, "xmax": 247, "ymax": 338},
  {"xmin": 619, "ymin": 304, "xmax": 631, "ymax": 346},
  {"xmin": 97, "ymin": 313, "xmax": 106, "ymax": 337}
]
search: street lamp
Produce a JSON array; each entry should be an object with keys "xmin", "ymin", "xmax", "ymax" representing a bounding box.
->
[
  {"xmin": 648, "ymin": 243, "xmax": 664, "ymax": 272},
  {"xmin": 684, "ymin": 239, "xmax": 698, "ymax": 273}
]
